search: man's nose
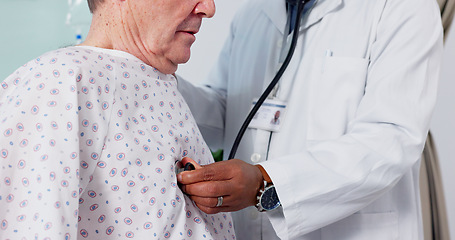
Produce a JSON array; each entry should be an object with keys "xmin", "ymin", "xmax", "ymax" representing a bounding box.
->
[{"xmin": 193, "ymin": 0, "xmax": 216, "ymax": 18}]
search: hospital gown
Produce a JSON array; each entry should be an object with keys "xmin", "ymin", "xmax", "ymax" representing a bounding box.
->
[{"xmin": 0, "ymin": 46, "xmax": 234, "ymax": 240}]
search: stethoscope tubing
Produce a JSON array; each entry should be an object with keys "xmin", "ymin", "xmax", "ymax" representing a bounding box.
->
[{"xmin": 228, "ymin": 0, "xmax": 310, "ymax": 160}]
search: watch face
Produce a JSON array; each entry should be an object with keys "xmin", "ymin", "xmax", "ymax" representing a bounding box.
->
[{"xmin": 260, "ymin": 186, "xmax": 280, "ymax": 211}]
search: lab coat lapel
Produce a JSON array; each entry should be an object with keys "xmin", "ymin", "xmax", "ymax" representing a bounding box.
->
[
  {"xmin": 300, "ymin": 0, "xmax": 343, "ymax": 30},
  {"xmin": 262, "ymin": 0, "xmax": 288, "ymax": 35},
  {"xmin": 262, "ymin": 0, "xmax": 343, "ymax": 34}
]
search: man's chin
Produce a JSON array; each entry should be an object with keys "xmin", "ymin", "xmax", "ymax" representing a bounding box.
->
[
  {"xmin": 172, "ymin": 54, "xmax": 191, "ymax": 66},
  {"xmin": 162, "ymin": 49, "xmax": 191, "ymax": 73},
  {"xmin": 154, "ymin": 62, "xmax": 179, "ymax": 75}
]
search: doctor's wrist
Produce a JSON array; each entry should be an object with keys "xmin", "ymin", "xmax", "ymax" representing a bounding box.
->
[
  {"xmin": 254, "ymin": 164, "xmax": 281, "ymax": 211},
  {"xmin": 255, "ymin": 164, "xmax": 272, "ymax": 184}
]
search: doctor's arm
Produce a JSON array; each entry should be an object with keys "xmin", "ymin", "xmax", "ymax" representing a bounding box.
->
[
  {"xmin": 260, "ymin": 1, "xmax": 443, "ymax": 238},
  {"xmin": 178, "ymin": 0, "xmax": 443, "ymax": 238}
]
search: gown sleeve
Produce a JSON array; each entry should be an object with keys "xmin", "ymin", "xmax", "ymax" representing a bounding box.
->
[{"xmin": 0, "ymin": 51, "xmax": 113, "ymax": 239}]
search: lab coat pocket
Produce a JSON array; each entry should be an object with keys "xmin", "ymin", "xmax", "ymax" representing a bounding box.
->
[
  {"xmin": 307, "ymin": 56, "xmax": 368, "ymax": 140},
  {"xmin": 321, "ymin": 212, "xmax": 398, "ymax": 240}
]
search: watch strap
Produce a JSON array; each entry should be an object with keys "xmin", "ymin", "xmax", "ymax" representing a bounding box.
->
[
  {"xmin": 255, "ymin": 164, "xmax": 281, "ymax": 211},
  {"xmin": 255, "ymin": 164, "xmax": 272, "ymax": 184}
]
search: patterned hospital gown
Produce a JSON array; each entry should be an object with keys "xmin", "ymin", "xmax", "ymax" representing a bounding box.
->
[{"xmin": 0, "ymin": 46, "xmax": 235, "ymax": 240}]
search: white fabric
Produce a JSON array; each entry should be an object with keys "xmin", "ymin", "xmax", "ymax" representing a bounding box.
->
[
  {"xmin": 0, "ymin": 46, "xmax": 234, "ymax": 240},
  {"xmin": 177, "ymin": 0, "xmax": 443, "ymax": 239}
]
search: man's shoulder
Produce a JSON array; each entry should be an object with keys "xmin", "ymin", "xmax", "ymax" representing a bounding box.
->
[
  {"xmin": 1, "ymin": 47, "xmax": 114, "ymax": 97},
  {"xmin": 13, "ymin": 47, "xmax": 93, "ymax": 77}
]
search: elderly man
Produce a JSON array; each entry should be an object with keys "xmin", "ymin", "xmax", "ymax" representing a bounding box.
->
[{"xmin": 0, "ymin": 0, "xmax": 235, "ymax": 239}]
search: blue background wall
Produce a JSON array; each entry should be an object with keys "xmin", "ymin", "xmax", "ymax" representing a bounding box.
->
[{"xmin": 0, "ymin": 0, "xmax": 91, "ymax": 80}]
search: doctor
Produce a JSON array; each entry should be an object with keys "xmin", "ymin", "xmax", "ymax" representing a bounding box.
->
[{"xmin": 177, "ymin": 0, "xmax": 443, "ymax": 239}]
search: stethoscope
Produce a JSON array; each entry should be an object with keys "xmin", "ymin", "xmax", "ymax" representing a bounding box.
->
[
  {"xmin": 176, "ymin": 0, "xmax": 315, "ymax": 172},
  {"xmin": 228, "ymin": 0, "xmax": 315, "ymax": 160}
]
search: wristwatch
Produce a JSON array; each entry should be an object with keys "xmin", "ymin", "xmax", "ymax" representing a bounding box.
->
[{"xmin": 255, "ymin": 165, "xmax": 281, "ymax": 212}]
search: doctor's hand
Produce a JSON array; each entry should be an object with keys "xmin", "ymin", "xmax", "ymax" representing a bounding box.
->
[{"xmin": 177, "ymin": 157, "xmax": 263, "ymax": 214}]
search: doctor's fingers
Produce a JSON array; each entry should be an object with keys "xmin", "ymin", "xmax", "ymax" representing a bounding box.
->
[
  {"xmin": 178, "ymin": 161, "xmax": 234, "ymax": 184},
  {"xmin": 181, "ymin": 179, "xmax": 234, "ymax": 198},
  {"xmin": 189, "ymin": 195, "xmax": 230, "ymax": 209},
  {"xmin": 192, "ymin": 200, "xmax": 229, "ymax": 214},
  {"xmin": 188, "ymin": 195, "xmax": 248, "ymax": 214}
]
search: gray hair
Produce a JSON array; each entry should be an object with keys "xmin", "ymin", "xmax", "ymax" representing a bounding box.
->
[{"xmin": 87, "ymin": 0, "xmax": 104, "ymax": 13}]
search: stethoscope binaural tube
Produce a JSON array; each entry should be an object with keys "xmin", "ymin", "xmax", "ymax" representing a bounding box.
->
[{"xmin": 228, "ymin": 0, "xmax": 312, "ymax": 160}]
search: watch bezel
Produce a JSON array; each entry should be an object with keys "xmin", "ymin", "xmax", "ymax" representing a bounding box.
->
[{"xmin": 256, "ymin": 184, "xmax": 281, "ymax": 212}]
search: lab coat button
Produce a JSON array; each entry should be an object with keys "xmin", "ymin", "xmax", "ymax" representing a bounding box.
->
[{"xmin": 250, "ymin": 153, "xmax": 261, "ymax": 163}]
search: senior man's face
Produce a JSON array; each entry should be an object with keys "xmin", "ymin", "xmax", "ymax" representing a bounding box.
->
[{"xmin": 123, "ymin": 0, "xmax": 215, "ymax": 74}]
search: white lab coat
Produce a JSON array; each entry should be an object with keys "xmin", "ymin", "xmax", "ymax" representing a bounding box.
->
[{"xmin": 178, "ymin": 0, "xmax": 443, "ymax": 239}]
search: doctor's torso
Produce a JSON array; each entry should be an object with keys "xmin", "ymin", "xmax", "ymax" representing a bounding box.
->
[
  {"xmin": 179, "ymin": 0, "xmax": 441, "ymax": 238},
  {"xmin": 221, "ymin": 0, "xmax": 374, "ymax": 164}
]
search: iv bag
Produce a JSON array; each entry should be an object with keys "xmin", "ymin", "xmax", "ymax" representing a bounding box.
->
[{"xmin": 66, "ymin": 0, "xmax": 91, "ymax": 44}]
